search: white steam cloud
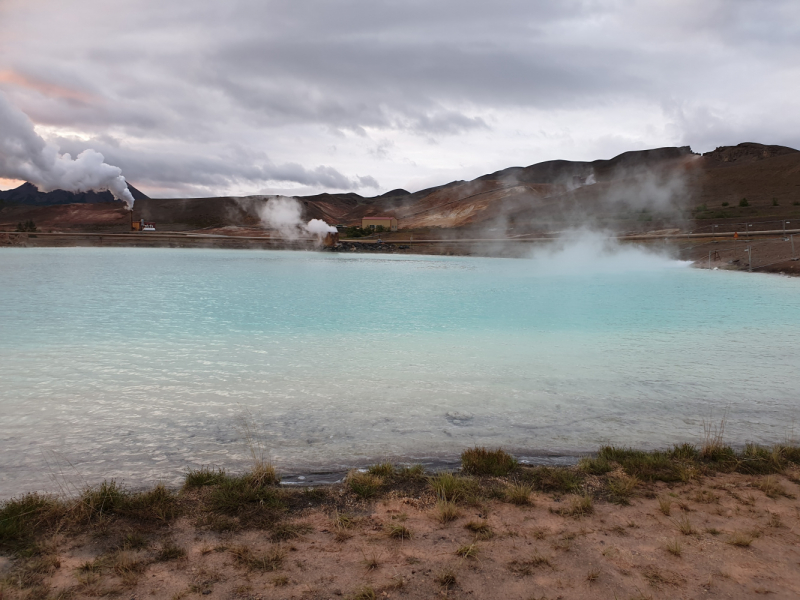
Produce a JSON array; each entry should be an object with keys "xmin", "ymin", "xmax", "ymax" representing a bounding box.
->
[
  {"xmin": 257, "ymin": 196, "xmax": 337, "ymax": 239},
  {"xmin": 0, "ymin": 93, "xmax": 135, "ymax": 208},
  {"xmin": 526, "ymin": 229, "xmax": 691, "ymax": 275}
]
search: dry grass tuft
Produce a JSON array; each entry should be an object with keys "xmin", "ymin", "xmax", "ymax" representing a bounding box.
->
[
  {"xmin": 455, "ymin": 543, "xmax": 479, "ymax": 559},
  {"xmin": 428, "ymin": 472, "xmax": 474, "ymax": 503},
  {"xmin": 347, "ymin": 585, "xmax": 377, "ymax": 600},
  {"xmin": 727, "ymin": 531, "xmax": 755, "ymax": 547},
  {"xmin": 607, "ymin": 475, "xmax": 639, "ymax": 504},
  {"xmin": 155, "ymin": 540, "xmax": 186, "ymax": 561},
  {"xmin": 665, "ymin": 538, "xmax": 682, "ymax": 556},
  {"xmin": 756, "ymin": 476, "xmax": 787, "ymax": 499},
  {"xmin": 461, "ymin": 447, "xmax": 517, "ymax": 476},
  {"xmin": 657, "ymin": 496, "xmax": 672, "ymax": 516},
  {"xmin": 387, "ymin": 524, "xmax": 412, "ymax": 540},
  {"xmin": 767, "ymin": 512, "xmax": 783, "ymax": 528},
  {"xmin": 674, "ymin": 515, "xmax": 696, "ymax": 536},
  {"xmin": 508, "ymin": 552, "xmax": 551, "ymax": 575},
  {"xmin": 367, "ymin": 463, "xmax": 395, "ymax": 477},
  {"xmin": 347, "ymin": 471, "xmax": 384, "ymax": 499},
  {"xmin": 464, "ymin": 520, "xmax": 493, "ymax": 540},
  {"xmin": 271, "ymin": 522, "xmax": 313, "ymax": 542},
  {"xmin": 586, "ymin": 568, "xmax": 600, "ymax": 582},
  {"xmin": 435, "ymin": 500, "xmax": 461, "ymax": 524},
  {"xmin": 692, "ymin": 489, "xmax": 720, "ymax": 504},
  {"xmin": 504, "ymin": 483, "xmax": 533, "ymax": 505},
  {"xmin": 230, "ymin": 544, "xmax": 285, "ymax": 571},
  {"xmin": 556, "ymin": 494, "xmax": 593, "ymax": 518},
  {"xmin": 436, "ymin": 569, "xmax": 457, "ymax": 589}
]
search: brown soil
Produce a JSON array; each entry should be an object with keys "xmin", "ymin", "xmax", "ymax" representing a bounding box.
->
[{"xmin": 3, "ymin": 471, "xmax": 800, "ymax": 600}]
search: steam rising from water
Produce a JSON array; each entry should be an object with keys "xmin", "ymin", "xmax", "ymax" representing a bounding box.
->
[
  {"xmin": 527, "ymin": 230, "xmax": 691, "ymax": 274},
  {"xmin": 0, "ymin": 93, "xmax": 135, "ymax": 208},
  {"xmin": 257, "ymin": 196, "xmax": 337, "ymax": 239}
]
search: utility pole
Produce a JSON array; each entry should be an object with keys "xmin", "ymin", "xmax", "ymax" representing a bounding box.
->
[
  {"xmin": 747, "ymin": 246, "xmax": 753, "ymax": 272},
  {"xmin": 708, "ymin": 251, "xmax": 712, "ymax": 270},
  {"xmin": 792, "ymin": 235, "xmax": 796, "ymax": 260}
]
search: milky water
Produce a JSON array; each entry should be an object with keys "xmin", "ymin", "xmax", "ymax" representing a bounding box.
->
[{"xmin": 1, "ymin": 246, "xmax": 799, "ymax": 496}]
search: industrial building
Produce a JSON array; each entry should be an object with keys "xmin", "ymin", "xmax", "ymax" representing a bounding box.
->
[{"xmin": 361, "ymin": 216, "xmax": 398, "ymax": 231}]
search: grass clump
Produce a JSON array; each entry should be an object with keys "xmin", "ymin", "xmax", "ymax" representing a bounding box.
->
[
  {"xmin": 461, "ymin": 447, "xmax": 517, "ymax": 476},
  {"xmin": 230, "ymin": 545, "xmax": 285, "ymax": 571},
  {"xmin": 727, "ymin": 531, "xmax": 754, "ymax": 547},
  {"xmin": 578, "ymin": 456, "xmax": 613, "ymax": 475},
  {"xmin": 0, "ymin": 493, "xmax": 62, "ymax": 550},
  {"xmin": 508, "ymin": 552, "xmax": 551, "ymax": 575},
  {"xmin": 665, "ymin": 538, "xmax": 682, "ymax": 556},
  {"xmin": 367, "ymin": 463, "xmax": 395, "ymax": 477},
  {"xmin": 387, "ymin": 524, "xmax": 412, "ymax": 540},
  {"xmin": 80, "ymin": 480, "xmax": 125, "ymax": 519},
  {"xmin": 738, "ymin": 444, "xmax": 786, "ymax": 475},
  {"xmin": 455, "ymin": 543, "xmax": 478, "ymax": 558},
  {"xmin": 755, "ymin": 475, "xmax": 789, "ymax": 499},
  {"xmin": 347, "ymin": 472, "xmax": 383, "ymax": 499},
  {"xmin": 156, "ymin": 540, "xmax": 186, "ymax": 561},
  {"xmin": 520, "ymin": 466, "xmax": 582, "ymax": 494},
  {"xmin": 183, "ymin": 467, "xmax": 227, "ymax": 489},
  {"xmin": 396, "ymin": 464, "xmax": 425, "ymax": 480},
  {"xmin": 271, "ymin": 522, "xmax": 313, "ymax": 542},
  {"xmin": 675, "ymin": 515, "xmax": 696, "ymax": 536},
  {"xmin": 119, "ymin": 484, "xmax": 179, "ymax": 522},
  {"xmin": 607, "ymin": 475, "xmax": 639, "ymax": 505},
  {"xmin": 657, "ymin": 496, "xmax": 672, "ymax": 516},
  {"xmin": 464, "ymin": 520, "xmax": 493, "ymax": 540},
  {"xmin": 436, "ymin": 569, "xmax": 457, "ymax": 589},
  {"xmin": 206, "ymin": 475, "xmax": 284, "ymax": 515},
  {"xmin": 435, "ymin": 500, "xmax": 461, "ymax": 524},
  {"xmin": 598, "ymin": 447, "xmax": 684, "ymax": 482},
  {"xmin": 504, "ymin": 483, "xmax": 533, "ymax": 505},
  {"xmin": 586, "ymin": 568, "xmax": 600, "ymax": 582},
  {"xmin": 347, "ymin": 586, "xmax": 377, "ymax": 600},
  {"xmin": 556, "ymin": 495, "xmax": 593, "ymax": 518},
  {"xmin": 429, "ymin": 472, "xmax": 474, "ymax": 503}
]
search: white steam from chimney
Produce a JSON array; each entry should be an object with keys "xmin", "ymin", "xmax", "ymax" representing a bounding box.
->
[
  {"xmin": 257, "ymin": 196, "xmax": 337, "ymax": 239},
  {"xmin": 0, "ymin": 93, "xmax": 135, "ymax": 209}
]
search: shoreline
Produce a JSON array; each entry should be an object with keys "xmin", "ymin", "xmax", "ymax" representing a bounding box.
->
[
  {"xmin": 2, "ymin": 443, "xmax": 799, "ymax": 599},
  {"xmin": 2, "ymin": 229, "xmax": 798, "ymax": 276}
]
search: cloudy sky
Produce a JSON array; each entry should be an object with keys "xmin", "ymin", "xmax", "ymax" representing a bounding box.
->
[{"xmin": 1, "ymin": 0, "xmax": 799, "ymax": 198}]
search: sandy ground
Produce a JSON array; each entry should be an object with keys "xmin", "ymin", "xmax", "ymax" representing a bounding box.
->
[{"xmin": 4, "ymin": 470, "xmax": 799, "ymax": 600}]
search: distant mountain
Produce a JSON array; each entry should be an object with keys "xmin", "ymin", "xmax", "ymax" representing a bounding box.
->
[
  {"xmin": 0, "ymin": 182, "xmax": 149, "ymax": 206},
  {"xmin": 3, "ymin": 143, "xmax": 798, "ymax": 234}
]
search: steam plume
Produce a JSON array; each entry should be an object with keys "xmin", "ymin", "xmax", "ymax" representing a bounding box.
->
[
  {"xmin": 257, "ymin": 196, "xmax": 337, "ymax": 239},
  {"xmin": 0, "ymin": 93, "xmax": 135, "ymax": 208}
]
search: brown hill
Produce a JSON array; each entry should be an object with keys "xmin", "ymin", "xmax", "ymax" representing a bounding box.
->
[{"xmin": 2, "ymin": 143, "xmax": 798, "ymax": 234}]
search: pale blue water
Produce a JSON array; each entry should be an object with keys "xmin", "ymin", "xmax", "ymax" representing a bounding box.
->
[{"xmin": 1, "ymin": 245, "xmax": 799, "ymax": 496}]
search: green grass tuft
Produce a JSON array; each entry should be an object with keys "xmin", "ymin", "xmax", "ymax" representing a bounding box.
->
[
  {"xmin": 183, "ymin": 467, "xmax": 227, "ymax": 489},
  {"xmin": 0, "ymin": 493, "xmax": 62, "ymax": 549}
]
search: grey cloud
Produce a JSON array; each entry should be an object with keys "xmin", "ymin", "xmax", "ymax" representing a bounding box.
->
[
  {"xmin": 53, "ymin": 135, "xmax": 379, "ymax": 197},
  {"xmin": 1, "ymin": 0, "xmax": 799, "ymax": 196}
]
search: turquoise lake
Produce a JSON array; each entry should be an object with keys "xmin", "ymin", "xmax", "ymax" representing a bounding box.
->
[{"xmin": 1, "ymin": 244, "xmax": 799, "ymax": 495}]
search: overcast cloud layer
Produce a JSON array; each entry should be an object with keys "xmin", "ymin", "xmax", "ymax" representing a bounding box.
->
[{"xmin": 1, "ymin": 0, "xmax": 799, "ymax": 198}]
